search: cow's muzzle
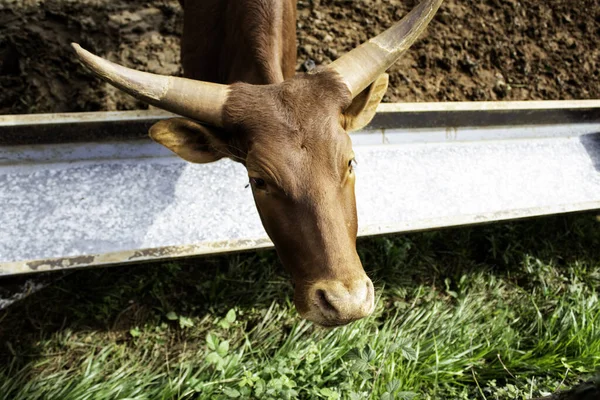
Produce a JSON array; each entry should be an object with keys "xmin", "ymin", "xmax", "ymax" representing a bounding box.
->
[{"xmin": 299, "ymin": 276, "xmax": 375, "ymax": 326}]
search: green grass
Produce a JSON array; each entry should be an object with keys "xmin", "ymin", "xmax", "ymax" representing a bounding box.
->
[{"xmin": 0, "ymin": 212, "xmax": 599, "ymax": 399}]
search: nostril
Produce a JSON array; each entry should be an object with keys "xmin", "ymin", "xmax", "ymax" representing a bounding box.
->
[
  {"xmin": 365, "ymin": 279, "xmax": 375, "ymax": 307},
  {"xmin": 316, "ymin": 289, "xmax": 338, "ymax": 315}
]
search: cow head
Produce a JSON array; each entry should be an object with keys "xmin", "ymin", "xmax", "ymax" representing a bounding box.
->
[{"xmin": 72, "ymin": 0, "xmax": 442, "ymax": 327}]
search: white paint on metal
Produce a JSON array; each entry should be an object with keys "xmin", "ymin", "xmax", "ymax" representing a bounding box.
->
[
  {"xmin": 2, "ymin": 99, "xmax": 599, "ymax": 128},
  {"xmin": 0, "ymin": 109, "xmax": 174, "ymax": 127},
  {"xmin": 0, "ymin": 103, "xmax": 599, "ymax": 275},
  {"xmin": 377, "ymin": 99, "xmax": 600, "ymax": 112}
]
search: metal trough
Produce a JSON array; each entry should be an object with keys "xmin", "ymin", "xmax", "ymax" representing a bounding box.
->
[{"xmin": 1, "ymin": 100, "xmax": 599, "ymax": 279}]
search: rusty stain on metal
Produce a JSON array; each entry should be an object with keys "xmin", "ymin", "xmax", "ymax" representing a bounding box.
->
[
  {"xmin": 27, "ymin": 255, "xmax": 96, "ymax": 271},
  {"xmin": 2, "ymin": 238, "xmax": 274, "ymax": 276}
]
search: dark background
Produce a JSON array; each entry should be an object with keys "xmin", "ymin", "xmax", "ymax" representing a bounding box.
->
[{"xmin": 1, "ymin": 0, "xmax": 598, "ymax": 115}]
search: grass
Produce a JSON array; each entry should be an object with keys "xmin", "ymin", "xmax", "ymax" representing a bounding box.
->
[{"xmin": 0, "ymin": 212, "xmax": 599, "ymax": 399}]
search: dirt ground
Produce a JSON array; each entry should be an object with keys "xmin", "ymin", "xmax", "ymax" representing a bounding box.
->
[{"xmin": 0, "ymin": 0, "xmax": 598, "ymax": 115}]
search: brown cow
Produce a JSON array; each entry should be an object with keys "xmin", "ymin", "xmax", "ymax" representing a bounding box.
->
[{"xmin": 72, "ymin": 0, "xmax": 443, "ymax": 327}]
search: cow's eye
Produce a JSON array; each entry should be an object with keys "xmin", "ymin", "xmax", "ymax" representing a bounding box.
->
[
  {"xmin": 249, "ymin": 177, "xmax": 266, "ymax": 190},
  {"xmin": 348, "ymin": 158, "xmax": 357, "ymax": 172}
]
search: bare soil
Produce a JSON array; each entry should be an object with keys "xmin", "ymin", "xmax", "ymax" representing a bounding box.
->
[{"xmin": 0, "ymin": 0, "xmax": 598, "ymax": 115}]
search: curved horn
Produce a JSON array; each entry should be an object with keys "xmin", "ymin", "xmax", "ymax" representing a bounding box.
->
[
  {"xmin": 328, "ymin": 0, "xmax": 443, "ymax": 99},
  {"xmin": 71, "ymin": 43, "xmax": 228, "ymax": 127}
]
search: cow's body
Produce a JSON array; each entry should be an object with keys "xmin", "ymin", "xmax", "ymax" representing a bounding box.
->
[
  {"xmin": 72, "ymin": 0, "xmax": 443, "ymax": 326},
  {"xmin": 179, "ymin": 0, "xmax": 297, "ymax": 84}
]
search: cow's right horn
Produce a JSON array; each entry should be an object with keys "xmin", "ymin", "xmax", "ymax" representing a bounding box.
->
[
  {"xmin": 72, "ymin": 43, "xmax": 228, "ymax": 127},
  {"xmin": 328, "ymin": 0, "xmax": 443, "ymax": 99}
]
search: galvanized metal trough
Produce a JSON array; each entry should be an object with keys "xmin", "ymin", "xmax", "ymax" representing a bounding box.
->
[{"xmin": 1, "ymin": 101, "xmax": 599, "ymax": 282}]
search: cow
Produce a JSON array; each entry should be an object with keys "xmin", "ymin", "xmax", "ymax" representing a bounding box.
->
[{"xmin": 71, "ymin": 0, "xmax": 443, "ymax": 327}]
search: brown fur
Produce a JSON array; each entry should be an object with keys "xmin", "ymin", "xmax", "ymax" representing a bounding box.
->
[
  {"xmin": 180, "ymin": 0, "xmax": 297, "ymax": 84},
  {"xmin": 150, "ymin": 1, "xmax": 384, "ymax": 326},
  {"xmin": 219, "ymin": 71, "xmax": 365, "ymax": 322}
]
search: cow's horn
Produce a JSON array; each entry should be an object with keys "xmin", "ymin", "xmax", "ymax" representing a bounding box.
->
[
  {"xmin": 71, "ymin": 43, "xmax": 228, "ymax": 127},
  {"xmin": 328, "ymin": 0, "xmax": 443, "ymax": 99}
]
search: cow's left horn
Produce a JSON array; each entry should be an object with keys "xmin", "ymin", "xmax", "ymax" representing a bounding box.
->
[
  {"xmin": 71, "ymin": 43, "xmax": 228, "ymax": 127},
  {"xmin": 328, "ymin": 0, "xmax": 443, "ymax": 99}
]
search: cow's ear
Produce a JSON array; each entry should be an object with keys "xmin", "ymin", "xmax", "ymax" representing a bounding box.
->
[
  {"xmin": 149, "ymin": 118, "xmax": 227, "ymax": 164},
  {"xmin": 342, "ymin": 73, "xmax": 389, "ymax": 132}
]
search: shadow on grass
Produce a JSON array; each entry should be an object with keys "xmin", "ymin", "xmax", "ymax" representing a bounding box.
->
[
  {"xmin": 0, "ymin": 250, "xmax": 292, "ymax": 364},
  {"xmin": 1, "ymin": 211, "xmax": 599, "ymax": 376},
  {"xmin": 533, "ymin": 375, "xmax": 600, "ymax": 400}
]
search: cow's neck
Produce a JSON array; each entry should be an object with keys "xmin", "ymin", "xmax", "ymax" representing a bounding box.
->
[{"xmin": 180, "ymin": 0, "xmax": 297, "ymax": 85}]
